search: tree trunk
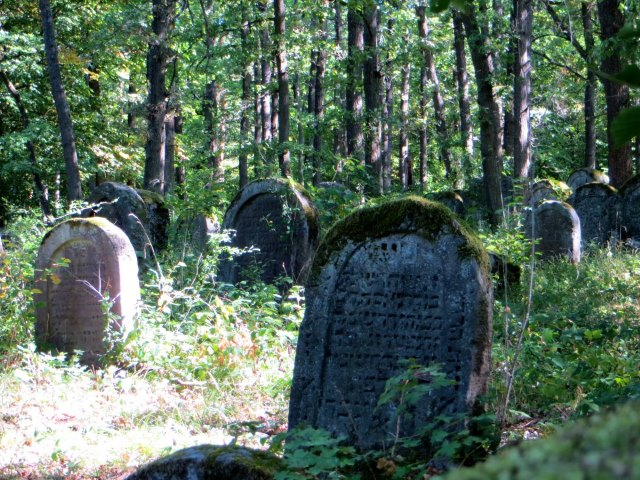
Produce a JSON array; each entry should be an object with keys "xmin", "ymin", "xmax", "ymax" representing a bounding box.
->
[
  {"xmin": 39, "ymin": 0, "xmax": 82, "ymax": 200},
  {"xmin": 417, "ymin": 6, "xmax": 455, "ymax": 187},
  {"xmin": 582, "ymin": 2, "xmax": 597, "ymax": 169},
  {"xmin": 419, "ymin": 63, "xmax": 428, "ymax": 190},
  {"xmin": 597, "ymin": 0, "xmax": 632, "ymax": 188},
  {"xmin": 293, "ymin": 73, "xmax": 305, "ymax": 182},
  {"xmin": 274, "ymin": 0, "xmax": 290, "ymax": 177},
  {"xmin": 460, "ymin": 1, "xmax": 504, "ymax": 225},
  {"xmin": 453, "ymin": 12, "xmax": 472, "ymax": 185},
  {"xmin": 0, "ymin": 70, "xmax": 51, "ymax": 216},
  {"xmin": 144, "ymin": 0, "xmax": 176, "ymax": 194},
  {"xmin": 258, "ymin": 1, "xmax": 272, "ymax": 150},
  {"xmin": 254, "ymin": 61, "xmax": 263, "ymax": 176},
  {"xmin": 382, "ymin": 18, "xmax": 394, "ymax": 193},
  {"xmin": 346, "ymin": 6, "xmax": 364, "ymax": 162},
  {"xmin": 164, "ymin": 113, "xmax": 176, "ymax": 192},
  {"xmin": 239, "ymin": 6, "xmax": 252, "ymax": 188},
  {"xmin": 513, "ymin": 0, "xmax": 532, "ymax": 179},
  {"xmin": 363, "ymin": 3, "xmax": 382, "ymax": 194},
  {"xmin": 399, "ymin": 61, "xmax": 411, "ymax": 190},
  {"xmin": 312, "ymin": 3, "xmax": 328, "ymax": 187},
  {"xmin": 204, "ymin": 80, "xmax": 225, "ymax": 183}
]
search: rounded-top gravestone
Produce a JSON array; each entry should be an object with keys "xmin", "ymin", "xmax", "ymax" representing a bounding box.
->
[
  {"xmin": 619, "ymin": 174, "xmax": 640, "ymax": 241},
  {"xmin": 34, "ymin": 218, "xmax": 140, "ymax": 366},
  {"xmin": 288, "ymin": 196, "xmax": 493, "ymax": 451},
  {"xmin": 218, "ymin": 178, "xmax": 320, "ymax": 286},
  {"xmin": 525, "ymin": 200, "xmax": 581, "ymax": 263},
  {"xmin": 570, "ymin": 183, "xmax": 619, "ymax": 247},
  {"xmin": 567, "ymin": 168, "xmax": 609, "ymax": 192}
]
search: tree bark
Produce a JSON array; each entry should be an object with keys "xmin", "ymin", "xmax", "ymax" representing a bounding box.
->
[
  {"xmin": 254, "ymin": 61, "xmax": 263, "ymax": 176},
  {"xmin": 460, "ymin": 1, "xmax": 504, "ymax": 225},
  {"xmin": 597, "ymin": 0, "xmax": 632, "ymax": 187},
  {"xmin": 164, "ymin": 112, "xmax": 176, "ymax": 192},
  {"xmin": 346, "ymin": 6, "xmax": 364, "ymax": 162},
  {"xmin": 419, "ymin": 63, "xmax": 428, "ymax": 190},
  {"xmin": 453, "ymin": 12, "xmax": 473, "ymax": 185},
  {"xmin": 258, "ymin": 1, "xmax": 272, "ymax": 149},
  {"xmin": 382, "ymin": 18, "xmax": 394, "ymax": 193},
  {"xmin": 399, "ymin": 61, "xmax": 411, "ymax": 190},
  {"xmin": 363, "ymin": 3, "xmax": 382, "ymax": 194},
  {"xmin": 312, "ymin": 3, "xmax": 328, "ymax": 187},
  {"xmin": 513, "ymin": 0, "xmax": 532, "ymax": 179},
  {"xmin": 144, "ymin": 0, "xmax": 176, "ymax": 194},
  {"xmin": 39, "ymin": 0, "xmax": 82, "ymax": 200},
  {"xmin": 274, "ymin": 0, "xmax": 290, "ymax": 177},
  {"xmin": 0, "ymin": 70, "xmax": 51, "ymax": 216},
  {"xmin": 239, "ymin": 6, "xmax": 252, "ymax": 188},
  {"xmin": 204, "ymin": 80, "xmax": 225, "ymax": 182},
  {"xmin": 293, "ymin": 73, "xmax": 305, "ymax": 182},
  {"xmin": 582, "ymin": 2, "xmax": 597, "ymax": 169},
  {"xmin": 417, "ymin": 6, "xmax": 455, "ymax": 187}
]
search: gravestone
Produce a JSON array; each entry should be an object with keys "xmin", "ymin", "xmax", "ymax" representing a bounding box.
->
[
  {"xmin": 619, "ymin": 175, "xmax": 640, "ymax": 241},
  {"xmin": 84, "ymin": 182, "xmax": 169, "ymax": 259},
  {"xmin": 525, "ymin": 180, "xmax": 557, "ymax": 207},
  {"xmin": 288, "ymin": 197, "xmax": 493, "ymax": 451},
  {"xmin": 525, "ymin": 200, "xmax": 581, "ymax": 263},
  {"xmin": 427, "ymin": 191, "xmax": 466, "ymax": 217},
  {"xmin": 34, "ymin": 218, "xmax": 140, "ymax": 365},
  {"xmin": 567, "ymin": 168, "xmax": 609, "ymax": 192},
  {"xmin": 218, "ymin": 179, "xmax": 320, "ymax": 285},
  {"xmin": 570, "ymin": 183, "xmax": 619, "ymax": 247}
]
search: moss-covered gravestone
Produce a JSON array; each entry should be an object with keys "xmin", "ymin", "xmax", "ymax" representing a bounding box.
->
[
  {"xmin": 570, "ymin": 183, "xmax": 619, "ymax": 247},
  {"xmin": 34, "ymin": 218, "xmax": 140, "ymax": 365},
  {"xmin": 567, "ymin": 168, "xmax": 609, "ymax": 192},
  {"xmin": 288, "ymin": 197, "xmax": 493, "ymax": 451},
  {"xmin": 218, "ymin": 178, "xmax": 319, "ymax": 285},
  {"xmin": 525, "ymin": 200, "xmax": 581, "ymax": 263}
]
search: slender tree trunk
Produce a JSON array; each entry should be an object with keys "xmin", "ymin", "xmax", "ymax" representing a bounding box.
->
[
  {"xmin": 363, "ymin": 3, "xmax": 382, "ymax": 194},
  {"xmin": 144, "ymin": 0, "xmax": 176, "ymax": 194},
  {"xmin": 399, "ymin": 61, "xmax": 411, "ymax": 190},
  {"xmin": 39, "ymin": 0, "xmax": 82, "ymax": 200},
  {"xmin": 382, "ymin": 18, "xmax": 394, "ymax": 193},
  {"xmin": 417, "ymin": 6, "xmax": 455, "ymax": 187},
  {"xmin": 0, "ymin": 70, "xmax": 51, "ymax": 216},
  {"xmin": 239, "ymin": 6, "xmax": 252, "ymax": 188},
  {"xmin": 513, "ymin": 0, "xmax": 532, "ymax": 179},
  {"xmin": 164, "ymin": 113, "xmax": 176, "ymax": 192},
  {"xmin": 333, "ymin": 0, "xmax": 347, "ymax": 161},
  {"xmin": 204, "ymin": 80, "xmax": 225, "ymax": 182},
  {"xmin": 597, "ymin": 0, "xmax": 632, "ymax": 188},
  {"xmin": 258, "ymin": 0, "xmax": 272, "ymax": 154},
  {"xmin": 582, "ymin": 2, "xmax": 597, "ymax": 169},
  {"xmin": 254, "ymin": 61, "xmax": 263, "ymax": 176},
  {"xmin": 346, "ymin": 6, "xmax": 364, "ymax": 163},
  {"xmin": 293, "ymin": 73, "xmax": 305, "ymax": 182},
  {"xmin": 312, "ymin": 3, "xmax": 328, "ymax": 186},
  {"xmin": 128, "ymin": 83, "xmax": 137, "ymax": 130},
  {"xmin": 460, "ymin": 1, "xmax": 504, "ymax": 225},
  {"xmin": 453, "ymin": 12, "xmax": 473, "ymax": 184},
  {"xmin": 419, "ymin": 62, "xmax": 428, "ymax": 190},
  {"xmin": 274, "ymin": 0, "xmax": 290, "ymax": 177}
]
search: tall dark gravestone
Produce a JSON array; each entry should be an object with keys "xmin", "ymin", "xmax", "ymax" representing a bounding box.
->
[
  {"xmin": 34, "ymin": 218, "xmax": 140, "ymax": 365},
  {"xmin": 526, "ymin": 200, "xmax": 581, "ymax": 263},
  {"xmin": 288, "ymin": 197, "xmax": 493, "ymax": 451},
  {"xmin": 218, "ymin": 179, "xmax": 319, "ymax": 285},
  {"xmin": 620, "ymin": 175, "xmax": 640, "ymax": 242},
  {"xmin": 570, "ymin": 183, "xmax": 619, "ymax": 247}
]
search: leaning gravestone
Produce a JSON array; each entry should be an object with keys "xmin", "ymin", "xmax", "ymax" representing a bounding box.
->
[
  {"xmin": 218, "ymin": 178, "xmax": 320, "ymax": 285},
  {"xmin": 567, "ymin": 168, "xmax": 609, "ymax": 192},
  {"xmin": 570, "ymin": 183, "xmax": 619, "ymax": 247},
  {"xmin": 34, "ymin": 218, "xmax": 140, "ymax": 365},
  {"xmin": 288, "ymin": 197, "xmax": 493, "ymax": 451},
  {"xmin": 525, "ymin": 200, "xmax": 581, "ymax": 263}
]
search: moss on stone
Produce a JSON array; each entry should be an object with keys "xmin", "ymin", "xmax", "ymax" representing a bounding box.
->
[
  {"xmin": 311, "ymin": 196, "xmax": 489, "ymax": 282},
  {"xmin": 203, "ymin": 445, "xmax": 281, "ymax": 478},
  {"xmin": 136, "ymin": 188, "xmax": 165, "ymax": 206},
  {"xmin": 440, "ymin": 401, "xmax": 640, "ymax": 480},
  {"xmin": 618, "ymin": 173, "xmax": 640, "ymax": 196}
]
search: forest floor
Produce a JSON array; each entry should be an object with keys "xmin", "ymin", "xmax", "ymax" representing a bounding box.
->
[{"xmin": 0, "ymin": 351, "xmax": 288, "ymax": 479}]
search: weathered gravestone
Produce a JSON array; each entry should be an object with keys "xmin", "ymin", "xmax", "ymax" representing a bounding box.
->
[
  {"xmin": 34, "ymin": 218, "xmax": 140, "ymax": 365},
  {"xmin": 567, "ymin": 168, "xmax": 609, "ymax": 193},
  {"xmin": 288, "ymin": 197, "xmax": 493, "ymax": 451},
  {"xmin": 525, "ymin": 200, "xmax": 581, "ymax": 263},
  {"xmin": 218, "ymin": 179, "xmax": 320, "ymax": 285},
  {"xmin": 619, "ymin": 175, "xmax": 640, "ymax": 242},
  {"xmin": 570, "ymin": 183, "xmax": 619, "ymax": 247},
  {"xmin": 84, "ymin": 182, "xmax": 169, "ymax": 259},
  {"xmin": 427, "ymin": 191, "xmax": 466, "ymax": 217}
]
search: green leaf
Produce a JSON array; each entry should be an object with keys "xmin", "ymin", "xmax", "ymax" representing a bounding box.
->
[
  {"xmin": 619, "ymin": 23, "xmax": 640, "ymax": 40},
  {"xmin": 612, "ymin": 106, "xmax": 640, "ymax": 145},
  {"xmin": 598, "ymin": 65, "xmax": 640, "ymax": 88}
]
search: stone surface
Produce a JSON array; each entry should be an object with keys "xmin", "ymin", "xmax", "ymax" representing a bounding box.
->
[
  {"xmin": 218, "ymin": 178, "xmax": 319, "ymax": 285},
  {"xmin": 126, "ymin": 445, "xmax": 279, "ymax": 480},
  {"xmin": 34, "ymin": 218, "xmax": 140, "ymax": 365},
  {"xmin": 619, "ymin": 174, "xmax": 640, "ymax": 241},
  {"xmin": 525, "ymin": 180, "xmax": 556, "ymax": 207},
  {"xmin": 567, "ymin": 168, "xmax": 609, "ymax": 192},
  {"xmin": 570, "ymin": 182, "xmax": 619, "ymax": 247},
  {"xmin": 525, "ymin": 200, "xmax": 581, "ymax": 263},
  {"xmin": 85, "ymin": 182, "xmax": 169, "ymax": 259},
  {"xmin": 289, "ymin": 197, "xmax": 493, "ymax": 451}
]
